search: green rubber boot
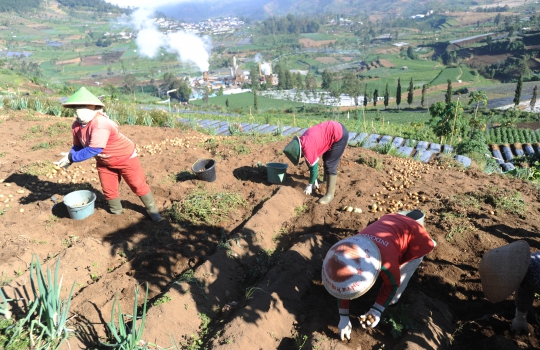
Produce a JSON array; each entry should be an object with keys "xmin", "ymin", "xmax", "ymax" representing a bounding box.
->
[
  {"xmin": 318, "ymin": 174, "xmax": 337, "ymax": 205},
  {"xmin": 108, "ymin": 198, "xmax": 123, "ymax": 215},
  {"xmin": 139, "ymin": 192, "xmax": 163, "ymax": 222}
]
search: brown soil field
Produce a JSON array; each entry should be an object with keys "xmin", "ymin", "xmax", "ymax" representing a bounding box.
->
[
  {"xmin": 1, "ymin": 111, "xmax": 540, "ymax": 349},
  {"xmin": 472, "ymin": 0, "xmax": 526, "ymax": 9},
  {"xmin": 467, "ymin": 53, "xmax": 512, "ymax": 67},
  {"xmin": 373, "ymin": 46, "xmax": 401, "ymax": 55},
  {"xmin": 447, "ymin": 12, "xmax": 512, "ymax": 26},
  {"xmin": 316, "ymin": 57, "xmax": 339, "ymax": 64},
  {"xmin": 81, "ymin": 55, "xmax": 108, "ymax": 67},
  {"xmin": 378, "ymin": 59, "xmax": 395, "ymax": 68},
  {"xmin": 57, "ymin": 57, "xmax": 81, "ymax": 66},
  {"xmin": 341, "ymin": 57, "xmax": 353, "ymax": 62},
  {"xmin": 66, "ymin": 35, "xmax": 85, "ymax": 40},
  {"xmin": 69, "ymin": 75, "xmax": 128, "ymax": 86},
  {"xmin": 299, "ymin": 38, "xmax": 336, "ymax": 48}
]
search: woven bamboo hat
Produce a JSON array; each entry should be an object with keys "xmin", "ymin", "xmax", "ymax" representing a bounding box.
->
[
  {"xmin": 63, "ymin": 87, "xmax": 104, "ymax": 108},
  {"xmin": 322, "ymin": 235, "xmax": 381, "ymax": 300},
  {"xmin": 479, "ymin": 240, "xmax": 530, "ymax": 303}
]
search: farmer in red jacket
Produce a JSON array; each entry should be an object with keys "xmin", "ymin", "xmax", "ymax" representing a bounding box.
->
[
  {"xmin": 53, "ymin": 87, "xmax": 162, "ymax": 222},
  {"xmin": 283, "ymin": 120, "xmax": 348, "ymax": 204},
  {"xmin": 322, "ymin": 210, "xmax": 436, "ymax": 341}
]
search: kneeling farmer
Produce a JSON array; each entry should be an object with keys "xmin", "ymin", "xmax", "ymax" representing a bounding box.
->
[
  {"xmin": 54, "ymin": 87, "xmax": 162, "ymax": 222},
  {"xmin": 283, "ymin": 121, "xmax": 348, "ymax": 204},
  {"xmin": 322, "ymin": 210, "xmax": 435, "ymax": 341}
]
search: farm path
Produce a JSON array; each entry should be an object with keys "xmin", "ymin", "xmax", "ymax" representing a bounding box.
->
[{"xmin": 0, "ymin": 111, "xmax": 539, "ymax": 349}]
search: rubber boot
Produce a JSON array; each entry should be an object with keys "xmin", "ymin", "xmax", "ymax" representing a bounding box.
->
[
  {"xmin": 139, "ymin": 192, "xmax": 162, "ymax": 222},
  {"xmin": 318, "ymin": 174, "xmax": 337, "ymax": 205},
  {"xmin": 108, "ymin": 198, "xmax": 123, "ymax": 215}
]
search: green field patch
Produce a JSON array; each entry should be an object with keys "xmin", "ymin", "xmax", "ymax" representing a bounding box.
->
[
  {"xmin": 299, "ymin": 33, "xmax": 335, "ymax": 41},
  {"xmin": 430, "ymin": 67, "xmax": 461, "ymax": 86},
  {"xmin": 228, "ymin": 44, "xmax": 264, "ymax": 52},
  {"xmin": 191, "ymin": 92, "xmax": 309, "ymax": 111},
  {"xmin": 446, "ymin": 19, "xmax": 460, "ymax": 26},
  {"xmin": 298, "ymin": 58, "xmax": 325, "ymax": 69}
]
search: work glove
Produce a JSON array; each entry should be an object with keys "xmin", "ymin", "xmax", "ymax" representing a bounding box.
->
[
  {"xmin": 304, "ymin": 179, "xmax": 319, "ymax": 195},
  {"xmin": 512, "ymin": 309, "xmax": 529, "ymax": 334},
  {"xmin": 338, "ymin": 315, "xmax": 352, "ymax": 341},
  {"xmin": 360, "ymin": 308, "xmax": 381, "ymax": 329},
  {"xmin": 53, "ymin": 152, "xmax": 72, "ymax": 169}
]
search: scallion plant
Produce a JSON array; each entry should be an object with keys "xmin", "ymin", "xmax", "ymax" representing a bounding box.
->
[
  {"xmin": 26, "ymin": 254, "xmax": 75, "ymax": 349},
  {"xmin": 0, "ymin": 288, "xmax": 12, "ymax": 319},
  {"xmin": 102, "ymin": 283, "xmax": 149, "ymax": 349}
]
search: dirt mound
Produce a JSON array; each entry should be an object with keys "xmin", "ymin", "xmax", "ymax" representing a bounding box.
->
[{"xmin": 0, "ymin": 111, "xmax": 539, "ymax": 349}]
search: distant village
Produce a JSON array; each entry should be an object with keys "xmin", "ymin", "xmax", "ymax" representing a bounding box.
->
[{"xmin": 155, "ymin": 16, "xmax": 245, "ymax": 35}]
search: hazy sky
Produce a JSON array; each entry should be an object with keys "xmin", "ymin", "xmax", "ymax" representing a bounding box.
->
[{"xmin": 104, "ymin": 0, "xmax": 188, "ymax": 8}]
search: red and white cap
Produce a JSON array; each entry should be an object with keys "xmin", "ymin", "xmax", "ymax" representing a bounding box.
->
[{"xmin": 322, "ymin": 235, "xmax": 381, "ymax": 300}]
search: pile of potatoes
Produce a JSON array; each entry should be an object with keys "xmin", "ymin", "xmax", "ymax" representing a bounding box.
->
[
  {"xmin": 136, "ymin": 136, "xmax": 209, "ymax": 157},
  {"xmin": 368, "ymin": 159, "xmax": 432, "ymax": 214},
  {"xmin": 51, "ymin": 164, "xmax": 99, "ymax": 185},
  {"xmin": 0, "ymin": 180, "xmax": 26, "ymax": 212}
]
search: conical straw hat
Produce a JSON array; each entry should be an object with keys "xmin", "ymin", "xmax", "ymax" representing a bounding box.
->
[
  {"xmin": 322, "ymin": 235, "xmax": 381, "ymax": 300},
  {"xmin": 63, "ymin": 87, "xmax": 104, "ymax": 108},
  {"xmin": 479, "ymin": 240, "xmax": 530, "ymax": 303},
  {"xmin": 283, "ymin": 136, "xmax": 301, "ymax": 166}
]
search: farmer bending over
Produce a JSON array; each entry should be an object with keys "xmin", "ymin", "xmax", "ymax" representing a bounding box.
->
[
  {"xmin": 480, "ymin": 240, "xmax": 540, "ymax": 334},
  {"xmin": 283, "ymin": 120, "xmax": 348, "ymax": 205},
  {"xmin": 322, "ymin": 210, "xmax": 436, "ymax": 341},
  {"xmin": 53, "ymin": 87, "xmax": 162, "ymax": 222}
]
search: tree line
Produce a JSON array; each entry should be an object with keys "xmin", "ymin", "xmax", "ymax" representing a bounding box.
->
[
  {"xmin": 0, "ymin": 0, "xmax": 40, "ymax": 13},
  {"xmin": 57, "ymin": 0, "xmax": 125, "ymax": 13},
  {"xmin": 260, "ymin": 14, "xmax": 321, "ymax": 35}
]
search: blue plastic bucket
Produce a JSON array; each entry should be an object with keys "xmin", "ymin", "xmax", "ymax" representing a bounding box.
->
[
  {"xmin": 266, "ymin": 162, "xmax": 288, "ymax": 184},
  {"xmin": 63, "ymin": 190, "xmax": 97, "ymax": 220}
]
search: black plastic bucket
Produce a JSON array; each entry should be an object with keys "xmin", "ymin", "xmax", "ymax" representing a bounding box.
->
[{"xmin": 192, "ymin": 158, "xmax": 216, "ymax": 182}]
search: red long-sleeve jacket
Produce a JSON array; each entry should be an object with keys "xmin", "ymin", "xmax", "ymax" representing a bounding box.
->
[{"xmin": 339, "ymin": 214, "xmax": 435, "ymax": 310}]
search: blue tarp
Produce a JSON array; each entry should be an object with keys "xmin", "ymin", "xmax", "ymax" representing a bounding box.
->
[
  {"xmin": 455, "ymin": 155, "xmax": 472, "ymax": 167},
  {"xmin": 379, "ymin": 135, "xmax": 393, "ymax": 145},
  {"xmin": 500, "ymin": 145, "xmax": 514, "ymax": 161},
  {"xmin": 428, "ymin": 143, "xmax": 441, "ymax": 153},
  {"xmin": 392, "ymin": 137, "xmax": 404, "ymax": 148},
  {"xmin": 416, "ymin": 150, "xmax": 435, "ymax": 163},
  {"xmin": 416, "ymin": 141, "xmax": 429, "ymax": 151},
  {"xmin": 397, "ymin": 146, "xmax": 414, "ymax": 157},
  {"xmin": 524, "ymin": 144, "xmax": 535, "ymax": 156},
  {"xmin": 492, "ymin": 150, "xmax": 504, "ymax": 164},
  {"xmin": 501, "ymin": 162, "xmax": 516, "ymax": 172}
]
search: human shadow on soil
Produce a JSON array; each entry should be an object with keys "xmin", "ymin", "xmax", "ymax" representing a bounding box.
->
[
  {"xmin": 232, "ymin": 165, "xmax": 307, "ymax": 188},
  {"xmin": 3, "ymin": 172, "xmax": 104, "ymax": 218},
  {"xmin": 483, "ymin": 223, "xmax": 540, "ymax": 250}
]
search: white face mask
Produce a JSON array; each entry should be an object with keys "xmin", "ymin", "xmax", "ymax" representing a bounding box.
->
[{"xmin": 75, "ymin": 108, "xmax": 97, "ymax": 124}]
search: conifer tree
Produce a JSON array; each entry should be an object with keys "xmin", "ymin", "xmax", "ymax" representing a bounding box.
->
[
  {"xmin": 384, "ymin": 83, "xmax": 389, "ymax": 109},
  {"xmin": 514, "ymin": 73, "xmax": 523, "ymax": 107},
  {"xmin": 531, "ymin": 85, "xmax": 538, "ymax": 111},
  {"xmin": 363, "ymin": 84, "xmax": 369, "ymax": 107},
  {"xmin": 407, "ymin": 77, "xmax": 414, "ymax": 107},
  {"xmin": 445, "ymin": 79, "xmax": 452, "ymax": 105},
  {"xmin": 396, "ymin": 78, "xmax": 402, "ymax": 109},
  {"xmin": 421, "ymin": 84, "xmax": 427, "ymax": 108}
]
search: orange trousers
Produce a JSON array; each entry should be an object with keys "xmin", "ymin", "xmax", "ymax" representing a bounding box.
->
[{"xmin": 97, "ymin": 156, "xmax": 150, "ymax": 200}]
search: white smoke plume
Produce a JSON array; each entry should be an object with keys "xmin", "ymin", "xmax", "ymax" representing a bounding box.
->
[
  {"xmin": 127, "ymin": 7, "xmax": 211, "ymax": 72},
  {"xmin": 253, "ymin": 53, "xmax": 261, "ymax": 62},
  {"xmin": 260, "ymin": 62, "xmax": 271, "ymax": 75}
]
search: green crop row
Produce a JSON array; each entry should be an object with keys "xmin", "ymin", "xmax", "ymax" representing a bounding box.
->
[{"xmin": 484, "ymin": 127, "xmax": 540, "ymax": 145}]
